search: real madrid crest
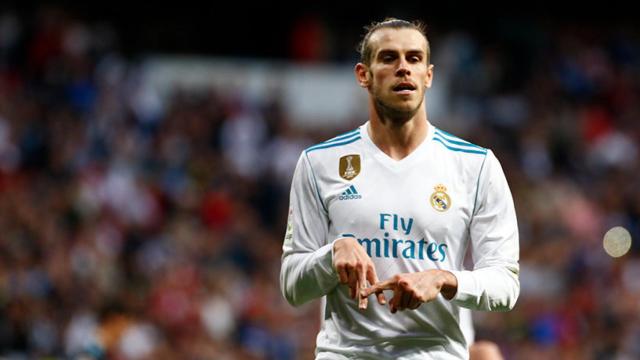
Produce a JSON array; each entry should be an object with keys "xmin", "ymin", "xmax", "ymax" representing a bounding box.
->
[
  {"xmin": 430, "ymin": 184, "xmax": 451, "ymax": 212},
  {"xmin": 339, "ymin": 154, "xmax": 361, "ymax": 180}
]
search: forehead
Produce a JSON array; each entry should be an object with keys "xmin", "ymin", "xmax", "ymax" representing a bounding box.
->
[{"xmin": 368, "ymin": 28, "xmax": 427, "ymax": 54}]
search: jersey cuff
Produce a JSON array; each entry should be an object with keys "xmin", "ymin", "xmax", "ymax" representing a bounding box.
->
[
  {"xmin": 447, "ymin": 270, "xmax": 476, "ymax": 305},
  {"xmin": 314, "ymin": 240, "xmax": 339, "ymax": 285}
]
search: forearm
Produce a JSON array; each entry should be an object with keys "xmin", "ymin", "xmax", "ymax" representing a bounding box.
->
[
  {"xmin": 448, "ymin": 265, "xmax": 520, "ymax": 311},
  {"xmin": 280, "ymin": 242, "xmax": 339, "ymax": 306}
]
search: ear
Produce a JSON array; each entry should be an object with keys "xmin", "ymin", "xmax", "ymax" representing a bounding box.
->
[
  {"xmin": 354, "ymin": 63, "xmax": 370, "ymax": 88},
  {"xmin": 424, "ymin": 64, "xmax": 434, "ymax": 89}
]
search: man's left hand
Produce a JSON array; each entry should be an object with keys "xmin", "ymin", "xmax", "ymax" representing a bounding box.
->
[{"xmin": 361, "ymin": 270, "xmax": 458, "ymax": 313}]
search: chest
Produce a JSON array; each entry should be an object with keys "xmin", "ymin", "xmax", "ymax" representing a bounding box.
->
[{"xmin": 323, "ymin": 155, "xmax": 476, "ymax": 242}]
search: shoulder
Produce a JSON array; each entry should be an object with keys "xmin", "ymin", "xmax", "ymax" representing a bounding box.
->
[
  {"xmin": 431, "ymin": 127, "xmax": 493, "ymax": 182},
  {"xmin": 305, "ymin": 127, "xmax": 363, "ymax": 154},
  {"xmin": 303, "ymin": 126, "xmax": 364, "ymax": 164},
  {"xmin": 431, "ymin": 127, "xmax": 488, "ymax": 157}
]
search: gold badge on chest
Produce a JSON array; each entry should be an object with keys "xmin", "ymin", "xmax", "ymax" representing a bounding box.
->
[
  {"xmin": 430, "ymin": 184, "xmax": 451, "ymax": 212},
  {"xmin": 339, "ymin": 154, "xmax": 361, "ymax": 180}
]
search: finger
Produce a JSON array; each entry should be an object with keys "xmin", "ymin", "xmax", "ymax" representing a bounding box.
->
[
  {"xmin": 399, "ymin": 290, "xmax": 413, "ymax": 311},
  {"xmin": 337, "ymin": 265, "xmax": 348, "ymax": 284},
  {"xmin": 389, "ymin": 293, "xmax": 400, "ymax": 314},
  {"xmin": 357, "ymin": 267, "xmax": 369, "ymax": 309},
  {"xmin": 408, "ymin": 298, "xmax": 421, "ymax": 310},
  {"xmin": 389, "ymin": 288, "xmax": 404, "ymax": 314},
  {"xmin": 366, "ymin": 266, "xmax": 386, "ymax": 305},
  {"xmin": 358, "ymin": 283, "xmax": 368, "ymax": 310},
  {"xmin": 362, "ymin": 278, "xmax": 396, "ymax": 297},
  {"xmin": 347, "ymin": 269, "xmax": 357, "ymax": 299}
]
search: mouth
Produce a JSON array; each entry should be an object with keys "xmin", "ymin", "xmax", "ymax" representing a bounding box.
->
[{"xmin": 392, "ymin": 82, "xmax": 417, "ymax": 95}]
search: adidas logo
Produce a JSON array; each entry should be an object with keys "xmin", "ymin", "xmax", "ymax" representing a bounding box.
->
[{"xmin": 338, "ymin": 185, "xmax": 362, "ymax": 200}]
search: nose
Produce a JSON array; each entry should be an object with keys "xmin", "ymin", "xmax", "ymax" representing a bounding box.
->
[{"xmin": 395, "ymin": 58, "xmax": 411, "ymax": 77}]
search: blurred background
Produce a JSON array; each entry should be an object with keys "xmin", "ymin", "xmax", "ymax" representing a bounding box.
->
[{"xmin": 0, "ymin": 2, "xmax": 639, "ymax": 359}]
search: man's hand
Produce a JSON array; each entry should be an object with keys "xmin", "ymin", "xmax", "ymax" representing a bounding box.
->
[
  {"xmin": 333, "ymin": 237, "xmax": 386, "ymax": 309},
  {"xmin": 361, "ymin": 270, "xmax": 458, "ymax": 313}
]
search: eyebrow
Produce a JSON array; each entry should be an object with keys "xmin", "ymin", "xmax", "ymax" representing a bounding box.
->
[{"xmin": 376, "ymin": 49, "xmax": 425, "ymax": 57}]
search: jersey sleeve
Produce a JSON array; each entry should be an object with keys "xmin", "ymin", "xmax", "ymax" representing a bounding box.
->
[
  {"xmin": 449, "ymin": 150, "xmax": 520, "ymax": 311},
  {"xmin": 280, "ymin": 152, "xmax": 339, "ymax": 306}
]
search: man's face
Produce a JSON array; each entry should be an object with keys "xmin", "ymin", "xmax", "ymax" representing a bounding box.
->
[{"xmin": 362, "ymin": 28, "xmax": 433, "ymax": 122}]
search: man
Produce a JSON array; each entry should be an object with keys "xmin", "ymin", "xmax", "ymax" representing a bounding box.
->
[{"xmin": 280, "ymin": 18, "xmax": 519, "ymax": 359}]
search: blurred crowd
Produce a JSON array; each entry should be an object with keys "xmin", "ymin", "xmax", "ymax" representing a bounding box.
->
[{"xmin": 0, "ymin": 7, "xmax": 639, "ymax": 360}]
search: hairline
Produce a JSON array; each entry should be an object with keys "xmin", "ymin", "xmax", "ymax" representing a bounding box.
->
[{"xmin": 358, "ymin": 19, "xmax": 430, "ymax": 66}]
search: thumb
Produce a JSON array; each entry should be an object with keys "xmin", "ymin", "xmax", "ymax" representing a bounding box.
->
[
  {"xmin": 361, "ymin": 278, "xmax": 396, "ymax": 298},
  {"xmin": 366, "ymin": 267, "xmax": 386, "ymax": 305}
]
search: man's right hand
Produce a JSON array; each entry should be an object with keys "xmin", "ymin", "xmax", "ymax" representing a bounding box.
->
[{"xmin": 333, "ymin": 237, "xmax": 386, "ymax": 310}]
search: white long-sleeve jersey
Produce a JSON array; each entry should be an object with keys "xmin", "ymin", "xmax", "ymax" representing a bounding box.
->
[{"xmin": 280, "ymin": 121, "xmax": 519, "ymax": 360}]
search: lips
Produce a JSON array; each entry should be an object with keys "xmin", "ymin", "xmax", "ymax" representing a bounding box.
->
[{"xmin": 392, "ymin": 82, "xmax": 416, "ymax": 92}]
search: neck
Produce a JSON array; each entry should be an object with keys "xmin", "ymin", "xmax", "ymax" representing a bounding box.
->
[{"xmin": 368, "ymin": 108, "xmax": 429, "ymax": 160}]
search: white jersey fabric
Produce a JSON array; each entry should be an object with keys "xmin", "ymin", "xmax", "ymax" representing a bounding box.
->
[{"xmin": 280, "ymin": 121, "xmax": 519, "ymax": 359}]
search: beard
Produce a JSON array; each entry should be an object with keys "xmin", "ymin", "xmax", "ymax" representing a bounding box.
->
[
  {"xmin": 369, "ymin": 72, "xmax": 424, "ymax": 126},
  {"xmin": 372, "ymin": 92, "xmax": 423, "ymax": 126}
]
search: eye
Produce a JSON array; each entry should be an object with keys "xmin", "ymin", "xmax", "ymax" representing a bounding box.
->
[
  {"xmin": 408, "ymin": 55, "xmax": 422, "ymax": 63},
  {"xmin": 382, "ymin": 54, "xmax": 396, "ymax": 63}
]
